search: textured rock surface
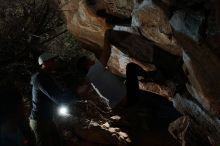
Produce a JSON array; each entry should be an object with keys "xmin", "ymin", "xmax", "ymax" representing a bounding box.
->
[
  {"xmin": 169, "ymin": 116, "xmax": 212, "ymax": 146},
  {"xmin": 60, "ymin": 0, "xmax": 220, "ymax": 145},
  {"xmin": 55, "ymin": 84, "xmax": 131, "ymax": 146},
  {"xmin": 175, "ymin": 32, "xmax": 220, "ymax": 115},
  {"xmin": 109, "ymin": 30, "xmax": 154, "ymax": 63},
  {"xmin": 61, "ymin": 0, "xmax": 110, "ymax": 50},
  {"xmin": 171, "ymin": 93, "xmax": 220, "ymax": 146},
  {"xmin": 132, "ymin": 0, "xmax": 182, "ymax": 56},
  {"xmin": 104, "ymin": 0, "xmax": 134, "ymax": 18},
  {"xmin": 108, "ymin": 46, "xmax": 156, "ymax": 76},
  {"xmin": 139, "ymin": 81, "xmax": 173, "ymax": 99},
  {"xmin": 170, "ymin": 10, "xmax": 205, "ymax": 42}
]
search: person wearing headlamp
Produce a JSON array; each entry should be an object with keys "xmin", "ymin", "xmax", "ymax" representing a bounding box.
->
[{"xmin": 29, "ymin": 52, "xmax": 77, "ymax": 146}]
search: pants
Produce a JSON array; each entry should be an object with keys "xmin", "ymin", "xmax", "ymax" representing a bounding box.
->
[
  {"xmin": 29, "ymin": 119, "xmax": 62, "ymax": 146},
  {"xmin": 126, "ymin": 63, "xmax": 163, "ymax": 106},
  {"xmin": 125, "ymin": 63, "xmax": 181, "ymax": 127}
]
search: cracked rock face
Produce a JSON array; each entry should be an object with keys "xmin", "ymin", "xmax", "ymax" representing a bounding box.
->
[
  {"xmin": 60, "ymin": 0, "xmax": 220, "ymax": 113},
  {"xmin": 170, "ymin": 10, "xmax": 205, "ymax": 42},
  {"xmin": 60, "ymin": 0, "xmax": 220, "ymax": 145},
  {"xmin": 175, "ymin": 32, "xmax": 220, "ymax": 115},
  {"xmin": 104, "ymin": 0, "xmax": 135, "ymax": 18},
  {"xmin": 168, "ymin": 116, "xmax": 213, "ymax": 146},
  {"xmin": 171, "ymin": 93, "xmax": 220, "ymax": 146},
  {"xmin": 132, "ymin": 0, "xmax": 182, "ymax": 56},
  {"xmin": 61, "ymin": 0, "xmax": 110, "ymax": 50}
]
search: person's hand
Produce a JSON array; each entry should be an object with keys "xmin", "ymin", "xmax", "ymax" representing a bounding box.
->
[{"xmin": 76, "ymin": 84, "xmax": 91, "ymax": 99}]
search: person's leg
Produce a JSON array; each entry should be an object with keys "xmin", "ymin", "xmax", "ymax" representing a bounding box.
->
[
  {"xmin": 126, "ymin": 63, "xmax": 165, "ymax": 106},
  {"xmin": 48, "ymin": 122, "xmax": 63, "ymax": 146},
  {"xmin": 30, "ymin": 120, "xmax": 62, "ymax": 146},
  {"xmin": 30, "ymin": 119, "xmax": 49, "ymax": 146},
  {"xmin": 30, "ymin": 119, "xmax": 41, "ymax": 146},
  {"xmin": 126, "ymin": 63, "xmax": 152, "ymax": 105},
  {"xmin": 126, "ymin": 63, "xmax": 141, "ymax": 106}
]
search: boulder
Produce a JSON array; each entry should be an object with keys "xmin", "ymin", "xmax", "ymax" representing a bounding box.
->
[
  {"xmin": 168, "ymin": 116, "xmax": 212, "ymax": 146},
  {"xmin": 132, "ymin": 0, "xmax": 182, "ymax": 56},
  {"xmin": 139, "ymin": 81, "xmax": 173, "ymax": 99},
  {"xmin": 172, "ymin": 93, "xmax": 220, "ymax": 146},
  {"xmin": 103, "ymin": 0, "xmax": 135, "ymax": 18},
  {"xmin": 170, "ymin": 10, "xmax": 205, "ymax": 42},
  {"xmin": 108, "ymin": 45, "xmax": 156, "ymax": 76},
  {"xmin": 59, "ymin": 0, "xmax": 220, "ymax": 144},
  {"xmin": 109, "ymin": 30, "xmax": 154, "ymax": 63},
  {"xmin": 175, "ymin": 32, "xmax": 220, "ymax": 115},
  {"xmin": 60, "ymin": 0, "xmax": 111, "ymax": 50}
]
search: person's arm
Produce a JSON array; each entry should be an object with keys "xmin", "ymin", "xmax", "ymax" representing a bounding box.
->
[
  {"xmin": 37, "ymin": 75, "xmax": 64, "ymax": 104},
  {"xmin": 76, "ymin": 83, "xmax": 92, "ymax": 100},
  {"xmin": 99, "ymin": 29, "xmax": 112, "ymax": 67}
]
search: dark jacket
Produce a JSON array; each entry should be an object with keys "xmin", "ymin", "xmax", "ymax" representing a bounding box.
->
[{"xmin": 30, "ymin": 71, "xmax": 74, "ymax": 121}]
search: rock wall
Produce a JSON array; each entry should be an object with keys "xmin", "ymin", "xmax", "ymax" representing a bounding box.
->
[
  {"xmin": 60, "ymin": 0, "xmax": 110, "ymax": 50},
  {"xmin": 59, "ymin": 0, "xmax": 220, "ymax": 145}
]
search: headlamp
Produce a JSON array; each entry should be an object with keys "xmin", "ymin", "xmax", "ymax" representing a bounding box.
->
[{"xmin": 58, "ymin": 105, "xmax": 69, "ymax": 116}]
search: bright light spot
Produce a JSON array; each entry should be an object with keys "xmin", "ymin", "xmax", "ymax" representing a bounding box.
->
[{"xmin": 58, "ymin": 106, "xmax": 69, "ymax": 116}]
